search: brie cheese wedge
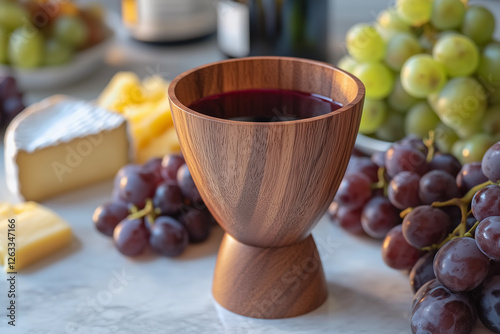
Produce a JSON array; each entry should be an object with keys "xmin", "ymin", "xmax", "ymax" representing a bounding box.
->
[{"xmin": 4, "ymin": 95, "xmax": 132, "ymax": 201}]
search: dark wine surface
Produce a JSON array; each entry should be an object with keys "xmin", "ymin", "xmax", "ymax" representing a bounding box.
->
[{"xmin": 188, "ymin": 89, "xmax": 342, "ymax": 122}]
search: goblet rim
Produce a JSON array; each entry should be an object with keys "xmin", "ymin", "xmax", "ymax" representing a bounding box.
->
[{"xmin": 168, "ymin": 56, "xmax": 365, "ymax": 125}]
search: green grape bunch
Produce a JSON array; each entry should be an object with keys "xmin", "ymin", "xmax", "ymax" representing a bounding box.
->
[{"xmin": 340, "ymin": 0, "xmax": 500, "ymax": 164}]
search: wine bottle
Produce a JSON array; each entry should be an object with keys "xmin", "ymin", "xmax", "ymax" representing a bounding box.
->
[{"xmin": 217, "ymin": 0, "xmax": 329, "ymax": 61}]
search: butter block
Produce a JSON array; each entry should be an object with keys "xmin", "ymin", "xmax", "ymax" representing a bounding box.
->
[
  {"xmin": 4, "ymin": 95, "xmax": 132, "ymax": 202},
  {"xmin": 0, "ymin": 202, "xmax": 72, "ymax": 271}
]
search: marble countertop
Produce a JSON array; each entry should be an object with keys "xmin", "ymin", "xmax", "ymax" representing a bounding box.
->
[{"xmin": 0, "ymin": 4, "xmax": 498, "ymax": 333}]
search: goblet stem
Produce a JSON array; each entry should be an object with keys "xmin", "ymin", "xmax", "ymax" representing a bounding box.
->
[{"xmin": 213, "ymin": 233, "xmax": 328, "ymax": 319}]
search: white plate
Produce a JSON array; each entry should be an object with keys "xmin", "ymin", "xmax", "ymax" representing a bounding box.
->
[
  {"xmin": 355, "ymin": 134, "xmax": 392, "ymax": 155},
  {"xmin": 0, "ymin": 31, "xmax": 114, "ymax": 91}
]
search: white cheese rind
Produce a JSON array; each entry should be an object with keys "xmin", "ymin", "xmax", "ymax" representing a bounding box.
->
[{"xmin": 4, "ymin": 95, "xmax": 133, "ymax": 201}]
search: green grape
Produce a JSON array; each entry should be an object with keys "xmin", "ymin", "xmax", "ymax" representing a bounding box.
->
[
  {"xmin": 54, "ymin": 15, "xmax": 88, "ymax": 48},
  {"xmin": 482, "ymin": 105, "xmax": 500, "ymax": 136},
  {"xmin": 0, "ymin": 1, "xmax": 29, "ymax": 32},
  {"xmin": 396, "ymin": 0, "xmax": 432, "ymax": 27},
  {"xmin": 461, "ymin": 6, "xmax": 495, "ymax": 46},
  {"xmin": 455, "ymin": 121, "xmax": 482, "ymax": 139},
  {"xmin": 427, "ymin": 92, "xmax": 439, "ymax": 111},
  {"xmin": 388, "ymin": 77, "xmax": 420, "ymax": 113},
  {"xmin": 346, "ymin": 24, "xmax": 385, "ymax": 62},
  {"xmin": 0, "ymin": 27, "xmax": 7, "ymax": 63},
  {"xmin": 430, "ymin": 0, "xmax": 465, "ymax": 30},
  {"xmin": 8, "ymin": 27, "xmax": 44, "ymax": 68},
  {"xmin": 432, "ymin": 34, "xmax": 479, "ymax": 77},
  {"xmin": 477, "ymin": 43, "xmax": 500, "ymax": 88},
  {"xmin": 337, "ymin": 55, "xmax": 358, "ymax": 73},
  {"xmin": 375, "ymin": 110, "xmax": 405, "ymax": 142},
  {"xmin": 401, "ymin": 54, "xmax": 447, "ymax": 98},
  {"xmin": 434, "ymin": 122, "xmax": 459, "ymax": 153},
  {"xmin": 376, "ymin": 8, "xmax": 410, "ymax": 40},
  {"xmin": 44, "ymin": 39, "xmax": 73, "ymax": 66},
  {"xmin": 490, "ymin": 86, "xmax": 500, "ymax": 106},
  {"xmin": 459, "ymin": 133, "xmax": 495, "ymax": 164},
  {"xmin": 433, "ymin": 77, "xmax": 487, "ymax": 131},
  {"xmin": 359, "ymin": 98, "xmax": 387, "ymax": 134},
  {"xmin": 452, "ymin": 139, "xmax": 466, "ymax": 163},
  {"xmin": 353, "ymin": 62, "xmax": 394, "ymax": 99},
  {"xmin": 385, "ymin": 32, "xmax": 421, "ymax": 71},
  {"xmin": 404, "ymin": 102, "xmax": 440, "ymax": 138}
]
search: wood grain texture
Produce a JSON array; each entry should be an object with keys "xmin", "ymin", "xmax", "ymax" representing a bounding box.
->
[
  {"xmin": 213, "ymin": 234, "xmax": 328, "ymax": 319},
  {"xmin": 168, "ymin": 56, "xmax": 364, "ymax": 318},
  {"xmin": 169, "ymin": 56, "xmax": 364, "ymax": 248}
]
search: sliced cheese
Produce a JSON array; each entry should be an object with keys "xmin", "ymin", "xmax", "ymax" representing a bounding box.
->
[
  {"xmin": 4, "ymin": 95, "xmax": 132, "ymax": 202},
  {"xmin": 0, "ymin": 202, "xmax": 72, "ymax": 271}
]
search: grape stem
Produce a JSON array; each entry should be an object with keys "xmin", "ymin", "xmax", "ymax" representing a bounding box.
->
[
  {"xmin": 464, "ymin": 221, "xmax": 480, "ymax": 238},
  {"xmin": 424, "ymin": 130, "xmax": 435, "ymax": 163},
  {"xmin": 127, "ymin": 199, "xmax": 158, "ymax": 226},
  {"xmin": 371, "ymin": 167, "xmax": 388, "ymax": 197},
  {"xmin": 400, "ymin": 207, "xmax": 413, "ymax": 218}
]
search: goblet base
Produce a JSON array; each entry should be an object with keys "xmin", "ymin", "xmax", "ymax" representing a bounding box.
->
[{"xmin": 212, "ymin": 233, "xmax": 328, "ymax": 319}]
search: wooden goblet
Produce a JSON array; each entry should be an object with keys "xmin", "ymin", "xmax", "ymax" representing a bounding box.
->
[{"xmin": 168, "ymin": 57, "xmax": 365, "ymax": 319}]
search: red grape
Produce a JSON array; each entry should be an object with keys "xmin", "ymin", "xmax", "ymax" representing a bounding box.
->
[
  {"xmin": 361, "ymin": 196, "xmax": 400, "ymax": 239},
  {"xmin": 93, "ymin": 202, "xmax": 129, "ymax": 237},
  {"xmin": 153, "ymin": 182, "xmax": 184, "ymax": 215},
  {"xmin": 399, "ymin": 135, "xmax": 428, "ymax": 156},
  {"xmin": 112, "ymin": 164, "xmax": 142, "ymax": 200},
  {"xmin": 428, "ymin": 154, "xmax": 461, "ymax": 177},
  {"xmin": 388, "ymin": 171, "xmax": 421, "ymax": 210},
  {"xmin": 177, "ymin": 164, "xmax": 202, "ymax": 203},
  {"xmin": 335, "ymin": 173, "xmax": 372, "ymax": 209},
  {"xmin": 382, "ymin": 225, "xmax": 421, "ymax": 270},
  {"xmin": 482, "ymin": 142, "xmax": 500, "ymax": 182},
  {"xmin": 456, "ymin": 162, "xmax": 488, "ymax": 194},
  {"xmin": 472, "ymin": 185, "xmax": 500, "ymax": 221},
  {"xmin": 477, "ymin": 275, "xmax": 500, "ymax": 333},
  {"xmin": 410, "ymin": 251, "xmax": 436, "ymax": 293},
  {"xmin": 178, "ymin": 208, "xmax": 212, "ymax": 243},
  {"xmin": 411, "ymin": 284, "xmax": 477, "ymax": 334},
  {"xmin": 161, "ymin": 154, "xmax": 185, "ymax": 182},
  {"xmin": 149, "ymin": 216, "xmax": 189, "ymax": 257},
  {"xmin": 412, "ymin": 278, "xmax": 441, "ymax": 309},
  {"xmin": 434, "ymin": 237, "xmax": 490, "ymax": 292},
  {"xmin": 0, "ymin": 76, "xmax": 20, "ymax": 100},
  {"xmin": 345, "ymin": 156, "xmax": 379, "ymax": 182},
  {"xmin": 115, "ymin": 169, "xmax": 157, "ymax": 208},
  {"xmin": 418, "ymin": 170, "xmax": 460, "ymax": 205},
  {"xmin": 403, "ymin": 205, "xmax": 450, "ymax": 248},
  {"xmin": 475, "ymin": 216, "xmax": 500, "ymax": 261},
  {"xmin": 2, "ymin": 95, "xmax": 25, "ymax": 125},
  {"xmin": 385, "ymin": 144, "xmax": 429, "ymax": 178},
  {"xmin": 113, "ymin": 218, "xmax": 149, "ymax": 256},
  {"xmin": 142, "ymin": 157, "xmax": 164, "ymax": 186},
  {"xmin": 336, "ymin": 205, "xmax": 364, "ymax": 235}
]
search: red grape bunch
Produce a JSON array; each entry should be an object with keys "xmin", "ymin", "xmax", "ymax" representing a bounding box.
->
[
  {"xmin": 92, "ymin": 154, "xmax": 216, "ymax": 258},
  {"xmin": 0, "ymin": 75, "xmax": 25, "ymax": 126},
  {"xmin": 329, "ymin": 137, "xmax": 500, "ymax": 333}
]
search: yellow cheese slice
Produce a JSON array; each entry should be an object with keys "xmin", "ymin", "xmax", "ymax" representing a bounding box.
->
[{"xmin": 0, "ymin": 202, "xmax": 73, "ymax": 272}]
